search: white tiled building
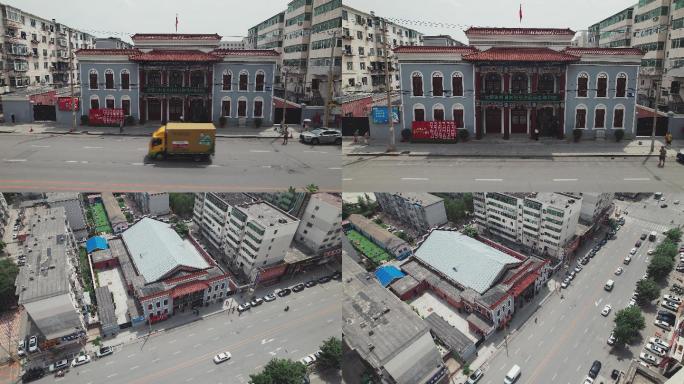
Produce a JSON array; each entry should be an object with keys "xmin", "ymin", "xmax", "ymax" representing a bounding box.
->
[
  {"xmin": 133, "ymin": 192, "xmax": 170, "ymax": 216},
  {"xmin": 375, "ymin": 193, "xmax": 448, "ymax": 234},
  {"xmin": 295, "ymin": 193, "xmax": 342, "ymax": 254},
  {"xmin": 576, "ymin": 193, "xmax": 614, "ymax": 224},
  {"xmin": 473, "ymin": 193, "xmax": 581, "ymax": 258},
  {"xmin": 192, "ymin": 193, "xmax": 255, "ymax": 253}
]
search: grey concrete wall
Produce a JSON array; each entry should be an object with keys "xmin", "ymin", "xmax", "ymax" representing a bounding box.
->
[{"xmin": 2, "ymin": 99, "xmax": 32, "ymax": 123}]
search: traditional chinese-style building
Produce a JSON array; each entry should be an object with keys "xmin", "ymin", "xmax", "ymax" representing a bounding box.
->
[
  {"xmin": 395, "ymin": 28, "xmax": 644, "ymax": 140},
  {"xmin": 76, "ymin": 34, "xmax": 278, "ymax": 127}
]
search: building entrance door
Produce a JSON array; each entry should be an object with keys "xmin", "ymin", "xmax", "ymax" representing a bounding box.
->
[
  {"xmin": 485, "ymin": 107, "xmax": 502, "ymax": 134},
  {"xmin": 169, "ymin": 98, "xmax": 183, "ymax": 121},
  {"xmin": 511, "ymin": 108, "xmax": 527, "ymax": 134},
  {"xmin": 147, "ymin": 99, "xmax": 162, "ymax": 121},
  {"xmin": 189, "ymin": 99, "xmax": 205, "ymax": 122},
  {"xmin": 537, "ymin": 107, "xmax": 557, "ymax": 137}
]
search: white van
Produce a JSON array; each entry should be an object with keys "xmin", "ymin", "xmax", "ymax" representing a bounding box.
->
[
  {"xmin": 605, "ymin": 280, "xmax": 615, "ymax": 291},
  {"xmin": 504, "ymin": 364, "xmax": 521, "ymax": 384}
]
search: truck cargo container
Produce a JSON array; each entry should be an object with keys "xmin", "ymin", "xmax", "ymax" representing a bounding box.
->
[{"xmin": 147, "ymin": 123, "xmax": 216, "ymax": 161}]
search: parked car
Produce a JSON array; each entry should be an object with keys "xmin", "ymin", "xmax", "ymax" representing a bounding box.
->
[
  {"xmin": 466, "ymin": 368, "xmax": 484, "ymax": 384},
  {"xmin": 213, "ymin": 351, "xmax": 232, "ymax": 364},
  {"xmin": 648, "ymin": 249, "xmax": 655, "ymax": 255},
  {"xmin": 601, "ymin": 304, "xmax": 612, "ymax": 316},
  {"xmin": 276, "ymin": 288, "xmax": 292, "ymax": 297},
  {"xmin": 663, "ymin": 294, "xmax": 682, "ymax": 304},
  {"xmin": 27, "ymin": 336, "xmax": 38, "ymax": 353},
  {"xmin": 299, "ymin": 128, "xmax": 342, "ymax": 145},
  {"xmin": 304, "ymin": 280, "xmax": 317, "ymax": 288},
  {"xmin": 588, "ymin": 360, "xmax": 602, "ymax": 379},
  {"xmin": 237, "ymin": 303, "xmax": 251, "ymax": 312},
  {"xmin": 640, "ymin": 233, "xmax": 648, "ymax": 240},
  {"xmin": 96, "ymin": 346, "xmax": 113, "ymax": 358},
  {"xmin": 575, "ymin": 265, "xmax": 583, "ymax": 273},
  {"xmin": 628, "ymin": 298, "xmax": 637, "ymax": 307},
  {"xmin": 640, "ymin": 351, "xmax": 658, "ymax": 365},
  {"xmin": 48, "ymin": 359, "xmax": 69, "ymax": 372},
  {"xmin": 649, "ymin": 337, "xmax": 670, "ymax": 350},
  {"xmin": 17, "ymin": 339, "xmax": 25, "ymax": 357},
  {"xmin": 292, "ymin": 283, "xmax": 305, "ymax": 292},
  {"xmin": 635, "ymin": 240, "xmax": 642, "ymax": 247},
  {"xmin": 300, "ymin": 354, "xmax": 317, "ymax": 366},
  {"xmin": 662, "ymin": 300, "xmax": 678, "ymax": 311},
  {"xmin": 263, "ymin": 293, "xmax": 277, "ymax": 302},
  {"xmin": 645, "ymin": 343, "xmax": 667, "ymax": 357},
  {"xmin": 331, "ymin": 271, "xmax": 342, "ymax": 280},
  {"xmin": 630, "ymin": 248, "xmax": 637, "ymax": 255},
  {"xmin": 661, "ymin": 203, "xmax": 668, "ymax": 208},
  {"xmin": 678, "ymin": 149, "xmax": 684, "ymax": 164},
  {"xmin": 581, "ymin": 257, "xmax": 589, "ymax": 265},
  {"xmin": 561, "ymin": 279, "xmax": 570, "ymax": 289},
  {"xmin": 607, "ymin": 332, "xmax": 616, "ymax": 346},
  {"xmin": 21, "ymin": 368, "xmax": 45, "ymax": 383},
  {"xmin": 654, "ymin": 319, "xmax": 672, "ymax": 331},
  {"xmin": 623, "ymin": 256, "xmax": 631, "ymax": 265},
  {"xmin": 71, "ymin": 354, "xmax": 91, "ymax": 367},
  {"xmin": 615, "ymin": 267, "xmax": 623, "ymax": 275},
  {"xmin": 250, "ymin": 298, "xmax": 264, "ymax": 307},
  {"xmin": 318, "ymin": 275, "xmax": 332, "ymax": 284}
]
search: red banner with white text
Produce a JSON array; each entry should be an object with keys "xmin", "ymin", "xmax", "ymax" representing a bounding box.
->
[
  {"xmin": 411, "ymin": 121, "xmax": 457, "ymax": 142},
  {"xmin": 57, "ymin": 97, "xmax": 79, "ymax": 111},
  {"xmin": 89, "ymin": 108, "xmax": 124, "ymax": 126}
]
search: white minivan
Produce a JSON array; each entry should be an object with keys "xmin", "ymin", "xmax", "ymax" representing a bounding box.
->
[{"xmin": 504, "ymin": 364, "xmax": 521, "ymax": 384}]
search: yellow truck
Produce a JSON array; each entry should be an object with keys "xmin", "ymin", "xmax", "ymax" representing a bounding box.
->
[{"xmin": 147, "ymin": 123, "xmax": 216, "ymax": 161}]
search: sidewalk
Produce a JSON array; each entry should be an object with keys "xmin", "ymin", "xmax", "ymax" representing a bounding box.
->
[
  {"xmin": 0, "ymin": 122, "xmax": 286, "ymax": 138},
  {"xmin": 345, "ymin": 137, "xmax": 682, "ymax": 158}
]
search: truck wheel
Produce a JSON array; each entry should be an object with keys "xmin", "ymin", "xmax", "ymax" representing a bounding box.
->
[{"xmin": 311, "ymin": 138, "xmax": 319, "ymax": 145}]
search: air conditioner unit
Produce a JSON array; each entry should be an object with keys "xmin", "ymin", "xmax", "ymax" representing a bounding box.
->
[{"xmin": 652, "ymin": 17, "xmax": 659, "ymax": 22}]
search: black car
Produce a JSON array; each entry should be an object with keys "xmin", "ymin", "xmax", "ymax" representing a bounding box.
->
[
  {"xmin": 22, "ymin": 368, "xmax": 45, "ymax": 383},
  {"xmin": 318, "ymin": 276, "xmax": 331, "ymax": 284},
  {"xmin": 292, "ymin": 283, "xmax": 305, "ymax": 292},
  {"xmin": 600, "ymin": 239, "xmax": 607, "ymax": 245},
  {"xmin": 581, "ymin": 258, "xmax": 589, "ymax": 265},
  {"xmin": 641, "ymin": 233, "xmax": 648, "ymax": 240},
  {"xmin": 331, "ymin": 271, "xmax": 342, "ymax": 280},
  {"xmin": 588, "ymin": 360, "xmax": 602, "ymax": 379},
  {"xmin": 277, "ymin": 288, "xmax": 292, "ymax": 297},
  {"xmin": 677, "ymin": 149, "xmax": 684, "ymax": 164},
  {"xmin": 305, "ymin": 280, "xmax": 317, "ymax": 288}
]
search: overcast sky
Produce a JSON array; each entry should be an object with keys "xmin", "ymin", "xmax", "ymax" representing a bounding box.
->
[{"xmin": 7, "ymin": 0, "xmax": 636, "ymax": 43}]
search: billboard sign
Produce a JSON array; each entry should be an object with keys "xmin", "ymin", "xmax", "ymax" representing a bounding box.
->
[
  {"xmin": 371, "ymin": 106, "xmax": 400, "ymax": 124},
  {"xmin": 57, "ymin": 97, "xmax": 79, "ymax": 111},
  {"xmin": 89, "ymin": 108, "xmax": 124, "ymax": 126},
  {"xmin": 411, "ymin": 121, "xmax": 457, "ymax": 142}
]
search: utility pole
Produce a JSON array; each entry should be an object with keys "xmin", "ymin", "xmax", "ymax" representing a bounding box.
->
[
  {"xmin": 323, "ymin": 30, "xmax": 338, "ymax": 128},
  {"xmin": 281, "ymin": 67, "xmax": 288, "ymax": 129},
  {"xmin": 381, "ymin": 18, "xmax": 395, "ymax": 151},
  {"xmin": 651, "ymin": 80, "xmax": 660, "ymax": 153},
  {"xmin": 68, "ymin": 27, "xmax": 77, "ymax": 132}
]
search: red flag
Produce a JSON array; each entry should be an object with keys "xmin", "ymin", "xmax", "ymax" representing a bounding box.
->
[
  {"xmin": 519, "ymin": 4, "xmax": 523, "ymax": 23},
  {"xmin": 175, "ymin": 14, "xmax": 178, "ymax": 32}
]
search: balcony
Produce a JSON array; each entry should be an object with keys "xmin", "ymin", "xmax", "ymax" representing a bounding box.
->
[
  {"xmin": 342, "ymin": 34, "xmax": 353, "ymax": 40},
  {"xmin": 3, "ymin": 17, "xmax": 22, "ymax": 28},
  {"xmin": 30, "ymin": 39, "xmax": 39, "ymax": 45},
  {"xmin": 141, "ymin": 85, "xmax": 210, "ymax": 95},
  {"xmin": 343, "ymin": 50, "xmax": 354, "ymax": 56},
  {"xmin": 479, "ymin": 93, "xmax": 562, "ymax": 103}
]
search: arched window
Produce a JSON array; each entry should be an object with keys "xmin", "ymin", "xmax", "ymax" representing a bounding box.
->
[
  {"xmin": 538, "ymin": 73, "xmax": 555, "ymax": 94},
  {"xmin": 89, "ymin": 94, "xmax": 99, "ymax": 110},
  {"xmin": 253, "ymin": 97, "xmax": 264, "ymax": 118},
  {"xmin": 613, "ymin": 104, "xmax": 625, "ymax": 128},
  {"xmin": 89, "ymin": 69, "xmax": 98, "ymax": 90},
  {"xmin": 615, "ymin": 73, "xmax": 627, "ymax": 98},
  {"xmin": 105, "ymin": 95, "xmax": 115, "ymax": 109},
  {"xmin": 255, "ymin": 70, "xmax": 265, "ymax": 92},
  {"xmin": 484, "ymin": 73, "xmax": 501, "ymax": 95},
  {"xmin": 413, "ymin": 103, "xmax": 425, "ymax": 122},
  {"xmin": 221, "ymin": 97, "xmax": 231, "ymax": 117},
  {"xmin": 120, "ymin": 69, "xmax": 130, "ymax": 90},
  {"xmin": 121, "ymin": 95, "xmax": 131, "ymax": 116},
  {"xmin": 452, "ymin": 103, "xmax": 464, "ymax": 128},
  {"xmin": 431, "ymin": 71, "xmax": 444, "ymax": 97},
  {"xmin": 222, "ymin": 70, "xmax": 233, "ymax": 91},
  {"xmin": 412, "ymin": 72, "xmax": 424, "ymax": 97},
  {"xmin": 594, "ymin": 104, "xmax": 606, "ymax": 128},
  {"xmin": 577, "ymin": 72, "xmax": 588, "ymax": 98},
  {"xmin": 104, "ymin": 69, "xmax": 114, "ymax": 90},
  {"xmin": 511, "ymin": 73, "xmax": 528, "ymax": 94},
  {"xmin": 239, "ymin": 70, "xmax": 249, "ymax": 91},
  {"xmin": 433, "ymin": 103, "xmax": 445, "ymax": 121},
  {"xmin": 596, "ymin": 73, "xmax": 608, "ymax": 98},
  {"xmin": 237, "ymin": 96, "xmax": 248, "ymax": 117},
  {"xmin": 575, "ymin": 104, "xmax": 587, "ymax": 129},
  {"xmin": 451, "ymin": 72, "xmax": 463, "ymax": 97}
]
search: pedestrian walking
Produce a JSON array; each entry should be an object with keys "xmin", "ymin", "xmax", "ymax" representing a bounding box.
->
[
  {"xmin": 665, "ymin": 131, "xmax": 673, "ymax": 146},
  {"xmin": 119, "ymin": 118, "xmax": 124, "ymax": 134},
  {"xmin": 353, "ymin": 129, "xmax": 359, "ymax": 144},
  {"xmin": 658, "ymin": 145, "xmax": 667, "ymax": 167},
  {"xmin": 282, "ymin": 124, "xmax": 289, "ymax": 145},
  {"xmin": 363, "ymin": 131, "xmax": 369, "ymax": 145}
]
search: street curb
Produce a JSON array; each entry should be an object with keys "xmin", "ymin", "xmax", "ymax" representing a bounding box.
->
[
  {"xmin": 38, "ymin": 131, "xmax": 280, "ymax": 139},
  {"xmin": 345, "ymin": 152, "xmax": 665, "ymax": 158},
  {"xmin": 132, "ymin": 307, "xmax": 229, "ymax": 342}
]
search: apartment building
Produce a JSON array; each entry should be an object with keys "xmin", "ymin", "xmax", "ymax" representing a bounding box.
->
[
  {"xmin": 222, "ymin": 201, "xmax": 299, "ymax": 281},
  {"xmin": 294, "ymin": 193, "xmax": 342, "ymax": 255},
  {"xmin": 0, "ymin": 193, "xmax": 8, "ymax": 237},
  {"xmin": 633, "ymin": 0, "xmax": 669, "ymax": 101},
  {"xmin": 218, "ymin": 39, "xmax": 247, "ymax": 50},
  {"xmin": 576, "ymin": 193, "xmax": 615, "ymax": 225},
  {"xmin": 95, "ymin": 37, "xmax": 132, "ymax": 49},
  {"xmin": 192, "ymin": 193, "xmax": 256, "ymax": 254},
  {"xmin": 0, "ymin": 3, "xmax": 96, "ymax": 90},
  {"xmin": 422, "ymin": 35, "xmax": 463, "ymax": 47},
  {"xmin": 341, "ymin": 6, "xmax": 423, "ymax": 94},
  {"xmin": 473, "ymin": 193, "xmax": 581, "ymax": 258},
  {"xmin": 132, "ymin": 192, "xmax": 170, "ymax": 216},
  {"xmin": 375, "ymin": 193, "xmax": 448, "ymax": 234},
  {"xmin": 588, "ymin": 6, "xmax": 634, "ymax": 48}
]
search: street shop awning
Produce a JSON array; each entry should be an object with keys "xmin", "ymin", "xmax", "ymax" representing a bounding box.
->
[
  {"xmin": 375, "ymin": 265, "xmax": 405, "ymax": 287},
  {"xmin": 86, "ymin": 236, "xmax": 109, "ymax": 253},
  {"xmin": 171, "ymin": 281, "xmax": 209, "ymax": 298}
]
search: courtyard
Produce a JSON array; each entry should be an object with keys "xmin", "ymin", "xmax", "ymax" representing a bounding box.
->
[{"xmin": 346, "ymin": 229, "xmax": 392, "ymax": 265}]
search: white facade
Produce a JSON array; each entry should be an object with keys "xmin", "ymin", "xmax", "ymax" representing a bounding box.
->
[
  {"xmin": 219, "ymin": 40, "xmax": 246, "ymax": 50},
  {"xmin": 0, "ymin": 4, "xmax": 96, "ymax": 90},
  {"xmin": 578, "ymin": 193, "xmax": 614, "ymax": 224},
  {"xmin": 473, "ymin": 193, "xmax": 581, "ymax": 258},
  {"xmin": 375, "ymin": 193, "xmax": 447, "ymax": 234},
  {"xmin": 134, "ymin": 192, "xmax": 170, "ymax": 216},
  {"xmin": 295, "ymin": 193, "xmax": 342, "ymax": 254},
  {"xmin": 222, "ymin": 202, "xmax": 299, "ymax": 280},
  {"xmin": 95, "ymin": 37, "xmax": 132, "ymax": 49},
  {"xmin": 192, "ymin": 193, "xmax": 254, "ymax": 253}
]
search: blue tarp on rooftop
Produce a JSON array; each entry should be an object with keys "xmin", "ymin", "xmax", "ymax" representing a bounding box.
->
[
  {"xmin": 86, "ymin": 236, "xmax": 108, "ymax": 253},
  {"xmin": 375, "ymin": 265, "xmax": 406, "ymax": 287}
]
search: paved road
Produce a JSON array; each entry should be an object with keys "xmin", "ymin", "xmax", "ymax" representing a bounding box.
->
[
  {"xmin": 0, "ymin": 134, "xmax": 341, "ymax": 192},
  {"xmin": 480, "ymin": 197, "xmax": 683, "ymax": 384},
  {"xmin": 342, "ymin": 156, "xmax": 684, "ymax": 192},
  {"xmin": 32, "ymin": 279, "xmax": 341, "ymax": 384}
]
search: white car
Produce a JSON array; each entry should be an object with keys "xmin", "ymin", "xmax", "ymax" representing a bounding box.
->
[
  {"xmin": 466, "ymin": 369, "xmax": 484, "ymax": 384},
  {"xmin": 663, "ymin": 294, "xmax": 682, "ymax": 305},
  {"xmin": 17, "ymin": 340, "xmax": 26, "ymax": 357},
  {"xmin": 27, "ymin": 336, "xmax": 38, "ymax": 353},
  {"xmin": 583, "ymin": 378, "xmax": 594, "ymax": 384},
  {"xmin": 601, "ymin": 304, "xmax": 612, "ymax": 316},
  {"xmin": 575, "ymin": 265, "xmax": 583, "ymax": 273},
  {"xmin": 96, "ymin": 346, "xmax": 113, "ymax": 358},
  {"xmin": 640, "ymin": 351, "xmax": 659, "ymax": 365},
  {"xmin": 662, "ymin": 301, "xmax": 679, "ymax": 311},
  {"xmin": 607, "ymin": 332, "xmax": 616, "ymax": 346},
  {"xmin": 654, "ymin": 319, "xmax": 672, "ymax": 331},
  {"xmin": 630, "ymin": 248, "xmax": 637, "ymax": 255},
  {"xmin": 561, "ymin": 280, "xmax": 569, "ymax": 289},
  {"xmin": 646, "ymin": 343, "xmax": 667, "ymax": 357},
  {"xmin": 213, "ymin": 351, "xmax": 232, "ymax": 364},
  {"xmin": 649, "ymin": 337, "xmax": 670, "ymax": 350},
  {"xmin": 300, "ymin": 354, "xmax": 317, "ymax": 366},
  {"xmin": 628, "ymin": 298, "xmax": 637, "ymax": 307},
  {"xmin": 49, "ymin": 359, "xmax": 69, "ymax": 372},
  {"xmin": 675, "ymin": 200, "xmax": 680, "ymax": 205},
  {"xmin": 615, "ymin": 267, "xmax": 623, "ymax": 275},
  {"xmin": 71, "ymin": 354, "xmax": 91, "ymax": 367},
  {"xmin": 647, "ymin": 249, "xmax": 655, "ymax": 255}
]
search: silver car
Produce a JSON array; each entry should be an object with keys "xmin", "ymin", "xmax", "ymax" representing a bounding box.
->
[{"xmin": 299, "ymin": 128, "xmax": 342, "ymax": 145}]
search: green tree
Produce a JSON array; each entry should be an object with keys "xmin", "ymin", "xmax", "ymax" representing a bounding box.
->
[
  {"xmin": 0, "ymin": 240, "xmax": 6, "ymax": 254},
  {"xmin": 305, "ymin": 184, "xmax": 319, "ymax": 193},
  {"xmin": 317, "ymin": 337, "xmax": 342, "ymax": 370},
  {"xmin": 463, "ymin": 225, "xmax": 478, "ymax": 238},
  {"xmin": 664, "ymin": 228, "xmax": 683, "ymax": 243},
  {"xmin": 647, "ymin": 254, "xmax": 675, "ymax": 281},
  {"xmin": 635, "ymin": 278, "xmax": 660, "ymax": 305},
  {"xmin": 654, "ymin": 240, "xmax": 678, "ymax": 260},
  {"xmin": 174, "ymin": 221, "xmax": 189, "ymax": 237},
  {"xmin": 249, "ymin": 358, "xmax": 307, "ymax": 384},
  {"xmin": 0, "ymin": 258, "xmax": 19, "ymax": 309},
  {"xmin": 613, "ymin": 306, "xmax": 645, "ymax": 346},
  {"xmin": 169, "ymin": 193, "xmax": 195, "ymax": 218}
]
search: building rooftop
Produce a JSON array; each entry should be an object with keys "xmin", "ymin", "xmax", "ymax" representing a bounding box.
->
[
  {"xmin": 424, "ymin": 313, "xmax": 476, "ymax": 358},
  {"xmin": 238, "ymin": 201, "xmax": 298, "ymax": 227},
  {"xmin": 529, "ymin": 193, "xmax": 580, "ymax": 210},
  {"xmin": 131, "ymin": 33, "xmax": 222, "ymax": 41},
  {"xmin": 91, "ymin": 248, "xmax": 115, "ymax": 264},
  {"xmin": 464, "ymin": 47, "xmax": 580, "ymax": 62},
  {"xmin": 95, "ymin": 286, "xmax": 117, "ymax": 328},
  {"xmin": 101, "ymin": 193, "xmax": 127, "ymax": 226},
  {"xmin": 121, "ymin": 218, "xmax": 210, "ymax": 283},
  {"xmin": 213, "ymin": 49, "xmax": 280, "ymax": 57},
  {"xmin": 465, "ymin": 27, "xmax": 576, "ymax": 36},
  {"xmin": 343, "ymin": 254, "xmax": 444, "ymax": 384},
  {"xmin": 209, "ymin": 193, "xmax": 255, "ymax": 209},
  {"xmin": 130, "ymin": 50, "xmax": 222, "ymax": 62},
  {"xmin": 385, "ymin": 192, "xmax": 444, "ymax": 207},
  {"xmin": 310, "ymin": 193, "xmax": 342, "ymax": 207},
  {"xmin": 564, "ymin": 47, "xmax": 644, "ymax": 56},
  {"xmin": 393, "ymin": 46, "xmax": 478, "ymax": 55},
  {"xmin": 413, "ymin": 231, "xmax": 522, "ymax": 294},
  {"xmin": 348, "ymin": 214, "xmax": 408, "ymax": 253},
  {"xmin": 45, "ymin": 193, "xmax": 81, "ymax": 203},
  {"xmin": 23, "ymin": 294, "xmax": 82, "ymax": 340}
]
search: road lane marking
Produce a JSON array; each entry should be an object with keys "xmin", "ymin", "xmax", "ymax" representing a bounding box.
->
[
  {"xmin": 131, "ymin": 162, "xmax": 144, "ymax": 165},
  {"xmin": 553, "ymin": 178, "xmax": 578, "ymax": 182},
  {"xmin": 31, "ymin": 145, "xmax": 50, "ymax": 148},
  {"xmin": 127, "ymin": 354, "xmax": 136, "ymax": 358},
  {"xmin": 538, "ymin": 340, "xmax": 544, "ymax": 347},
  {"xmin": 528, "ymin": 333, "xmax": 534, "ymax": 340},
  {"xmin": 328, "ymin": 167, "xmax": 342, "ymax": 170},
  {"xmin": 152, "ymin": 358, "xmax": 160, "ymax": 363},
  {"xmin": 576, "ymin": 364, "xmax": 581, "ymax": 372},
  {"xmin": 563, "ymin": 356, "xmax": 568, "ymax": 363},
  {"xmin": 188, "ymin": 333, "xmax": 195, "ymax": 337},
  {"xmin": 130, "ymin": 366, "xmax": 139, "ymax": 370},
  {"xmin": 173, "ymin": 350, "xmax": 181, "ymax": 355},
  {"xmin": 342, "ymin": 178, "xmax": 353, "ymax": 181},
  {"xmin": 105, "ymin": 361, "xmax": 115, "ymax": 365},
  {"xmin": 207, "ymin": 327, "xmax": 214, "ymax": 331},
  {"xmin": 515, "ymin": 347, "xmax": 521, "ymax": 355},
  {"xmin": 207, "ymin": 369, "xmax": 216, "ymax": 374},
  {"xmin": 584, "ymin": 327, "xmax": 589, "ymax": 334},
  {"xmin": 107, "ymin": 373, "xmax": 118, "ymax": 378},
  {"xmin": 475, "ymin": 178, "xmax": 503, "ymax": 182},
  {"xmin": 193, "ymin": 343, "xmax": 202, "ymax": 349},
  {"xmin": 3, "ymin": 159, "xmax": 27, "ymax": 162},
  {"xmin": 552, "ymin": 373, "xmax": 557, "ymax": 381},
  {"xmin": 624, "ymin": 178, "xmax": 650, "ymax": 181},
  {"xmin": 525, "ymin": 355, "xmax": 531, "ymax": 363},
  {"xmin": 83, "ymin": 146, "xmax": 104, "ymax": 149},
  {"xmin": 169, "ymin": 339, "xmax": 177, "ymax": 344},
  {"xmin": 65, "ymin": 160, "xmax": 78, "ymax": 163},
  {"xmin": 401, "ymin": 177, "xmax": 429, "ymax": 181},
  {"xmin": 549, "ymin": 326, "xmax": 555, "ymax": 334},
  {"xmin": 246, "ymin": 353, "xmax": 254, "ymax": 357},
  {"xmin": 148, "ymin": 346, "xmax": 157, "ymax": 351},
  {"xmin": 261, "ymin": 338, "xmax": 275, "ymax": 345},
  {"xmin": 186, "ymin": 378, "xmax": 194, "ymax": 382},
  {"xmin": 560, "ymin": 314, "xmax": 565, "ymax": 320},
  {"xmin": 250, "ymin": 150, "xmax": 271, "ymax": 153}
]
